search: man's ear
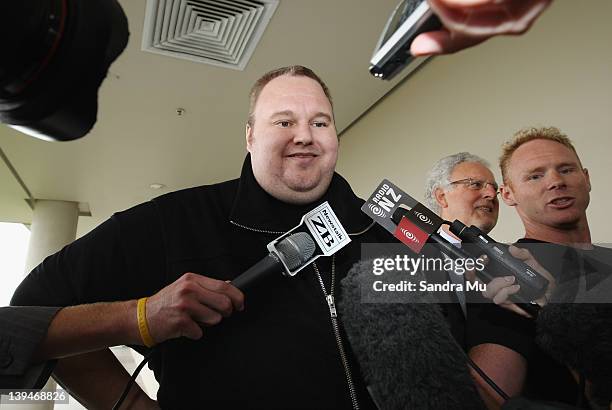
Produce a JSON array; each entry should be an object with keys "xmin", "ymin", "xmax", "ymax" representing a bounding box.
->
[
  {"xmin": 500, "ymin": 183, "xmax": 517, "ymax": 206},
  {"xmin": 434, "ymin": 187, "xmax": 448, "ymax": 209},
  {"xmin": 583, "ymin": 168, "xmax": 591, "ymax": 192},
  {"xmin": 245, "ymin": 123, "xmax": 253, "ymax": 152}
]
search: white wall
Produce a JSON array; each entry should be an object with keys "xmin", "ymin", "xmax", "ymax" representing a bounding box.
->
[{"xmin": 337, "ymin": 0, "xmax": 612, "ymax": 243}]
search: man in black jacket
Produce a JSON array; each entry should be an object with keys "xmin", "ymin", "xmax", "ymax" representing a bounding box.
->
[{"xmin": 7, "ymin": 65, "xmax": 391, "ymax": 409}]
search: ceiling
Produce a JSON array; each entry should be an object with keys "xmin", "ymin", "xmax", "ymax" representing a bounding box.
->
[{"xmin": 0, "ymin": 0, "xmax": 423, "ymax": 237}]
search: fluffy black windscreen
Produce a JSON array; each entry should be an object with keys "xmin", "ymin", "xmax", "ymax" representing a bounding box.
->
[
  {"xmin": 339, "ymin": 260, "xmax": 485, "ymax": 410},
  {"xmin": 536, "ymin": 303, "xmax": 612, "ymax": 408}
]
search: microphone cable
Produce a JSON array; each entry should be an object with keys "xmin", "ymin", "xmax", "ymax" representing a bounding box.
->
[
  {"xmin": 466, "ymin": 355, "xmax": 510, "ymax": 401},
  {"xmin": 112, "ymin": 348, "xmax": 156, "ymax": 410},
  {"xmin": 440, "ymin": 218, "xmax": 511, "ymax": 402}
]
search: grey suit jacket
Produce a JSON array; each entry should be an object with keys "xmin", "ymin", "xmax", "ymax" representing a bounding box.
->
[{"xmin": 0, "ymin": 306, "xmax": 60, "ymax": 389}]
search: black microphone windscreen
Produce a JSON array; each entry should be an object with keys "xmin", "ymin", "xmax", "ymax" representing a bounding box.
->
[
  {"xmin": 536, "ymin": 303, "xmax": 612, "ymax": 407},
  {"xmin": 339, "ymin": 260, "xmax": 485, "ymax": 410}
]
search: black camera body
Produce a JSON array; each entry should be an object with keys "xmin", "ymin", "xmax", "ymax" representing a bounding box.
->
[{"xmin": 0, "ymin": 0, "xmax": 129, "ymax": 141}]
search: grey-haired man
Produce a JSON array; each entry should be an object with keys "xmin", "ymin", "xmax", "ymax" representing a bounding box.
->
[{"xmin": 424, "ymin": 152, "xmax": 528, "ymax": 409}]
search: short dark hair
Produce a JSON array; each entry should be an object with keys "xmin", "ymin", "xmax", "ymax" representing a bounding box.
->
[{"xmin": 247, "ymin": 65, "xmax": 333, "ymax": 127}]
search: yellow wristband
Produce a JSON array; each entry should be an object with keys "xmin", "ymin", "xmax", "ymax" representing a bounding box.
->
[{"xmin": 137, "ymin": 297, "xmax": 156, "ymax": 347}]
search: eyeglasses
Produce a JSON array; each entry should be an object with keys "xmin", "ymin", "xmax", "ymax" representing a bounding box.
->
[{"xmin": 448, "ymin": 178, "xmax": 500, "ymax": 195}]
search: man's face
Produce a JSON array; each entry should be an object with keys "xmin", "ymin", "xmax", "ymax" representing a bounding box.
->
[
  {"xmin": 246, "ymin": 75, "xmax": 338, "ymax": 204},
  {"xmin": 500, "ymin": 139, "xmax": 591, "ymax": 230},
  {"xmin": 436, "ymin": 162, "xmax": 499, "ymax": 233}
]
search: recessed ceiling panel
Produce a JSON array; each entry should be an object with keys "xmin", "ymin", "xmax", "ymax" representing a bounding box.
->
[{"xmin": 142, "ymin": 0, "xmax": 278, "ymax": 70}]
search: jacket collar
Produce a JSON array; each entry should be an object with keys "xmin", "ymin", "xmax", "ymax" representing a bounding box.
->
[{"xmin": 229, "ymin": 154, "xmax": 373, "ymax": 234}]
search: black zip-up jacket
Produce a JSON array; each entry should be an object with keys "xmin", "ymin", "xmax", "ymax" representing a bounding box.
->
[{"xmin": 11, "ymin": 155, "xmax": 388, "ymax": 409}]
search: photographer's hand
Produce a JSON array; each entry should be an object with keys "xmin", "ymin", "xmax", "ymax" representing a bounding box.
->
[{"xmin": 411, "ymin": 0, "xmax": 552, "ymax": 56}]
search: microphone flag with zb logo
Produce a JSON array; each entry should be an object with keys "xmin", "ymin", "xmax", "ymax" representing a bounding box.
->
[{"xmin": 267, "ymin": 201, "xmax": 352, "ymax": 277}]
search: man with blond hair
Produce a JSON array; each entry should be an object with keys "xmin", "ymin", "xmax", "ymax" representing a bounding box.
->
[
  {"xmin": 482, "ymin": 126, "xmax": 612, "ymax": 407},
  {"xmin": 492, "ymin": 127, "xmax": 594, "ymax": 309},
  {"xmin": 499, "ymin": 126, "xmax": 591, "ymax": 246}
]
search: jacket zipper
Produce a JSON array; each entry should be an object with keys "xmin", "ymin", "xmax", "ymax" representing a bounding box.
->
[
  {"xmin": 313, "ymin": 257, "xmax": 360, "ymax": 410},
  {"xmin": 229, "ymin": 219, "xmax": 373, "ymax": 410}
]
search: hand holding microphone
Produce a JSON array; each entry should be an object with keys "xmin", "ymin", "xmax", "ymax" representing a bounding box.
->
[
  {"xmin": 448, "ymin": 220, "xmax": 550, "ymax": 301},
  {"xmin": 475, "ymin": 245, "xmax": 556, "ymax": 318},
  {"xmin": 142, "ymin": 201, "xmax": 348, "ymax": 344},
  {"xmin": 143, "ymin": 231, "xmax": 317, "ymax": 343},
  {"xmin": 362, "ymin": 179, "xmax": 550, "ymax": 317},
  {"xmin": 145, "ymin": 273, "xmax": 245, "ymax": 343}
]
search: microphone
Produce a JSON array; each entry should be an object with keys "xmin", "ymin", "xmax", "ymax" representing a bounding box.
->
[
  {"xmin": 392, "ymin": 207, "xmax": 468, "ymax": 262},
  {"xmin": 391, "ymin": 207, "xmax": 542, "ymax": 317},
  {"xmin": 231, "ymin": 232, "xmax": 316, "ymax": 292},
  {"xmin": 338, "ymin": 259, "xmax": 487, "ymax": 409},
  {"xmin": 361, "ymin": 179, "xmax": 542, "ymax": 316},
  {"xmin": 449, "ymin": 221, "xmax": 549, "ymax": 301},
  {"xmin": 536, "ymin": 303, "xmax": 612, "ymax": 409},
  {"xmin": 231, "ymin": 200, "xmax": 353, "ymax": 292}
]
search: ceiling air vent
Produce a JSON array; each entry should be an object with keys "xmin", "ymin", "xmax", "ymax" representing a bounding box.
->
[{"xmin": 142, "ymin": 0, "xmax": 279, "ymax": 70}]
